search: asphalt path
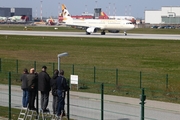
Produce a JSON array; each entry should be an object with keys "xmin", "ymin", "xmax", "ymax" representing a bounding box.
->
[
  {"xmin": 0, "ymin": 30, "xmax": 180, "ymax": 40},
  {"xmin": 0, "ymin": 85, "xmax": 180, "ymax": 120}
]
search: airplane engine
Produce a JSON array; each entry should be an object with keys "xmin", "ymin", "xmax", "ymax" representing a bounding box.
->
[
  {"xmin": 108, "ymin": 30, "xmax": 120, "ymax": 33},
  {"xmin": 86, "ymin": 27, "xmax": 97, "ymax": 33}
]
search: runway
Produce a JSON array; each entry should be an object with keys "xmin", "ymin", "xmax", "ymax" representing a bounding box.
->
[{"xmin": 0, "ymin": 30, "xmax": 180, "ymax": 40}]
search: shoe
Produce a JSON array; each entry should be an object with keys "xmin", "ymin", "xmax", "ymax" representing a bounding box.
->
[
  {"xmin": 31, "ymin": 108, "xmax": 37, "ymax": 111},
  {"xmin": 43, "ymin": 109, "xmax": 49, "ymax": 112}
]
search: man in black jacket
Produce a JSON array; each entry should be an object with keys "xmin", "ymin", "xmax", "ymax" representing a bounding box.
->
[
  {"xmin": 38, "ymin": 66, "xmax": 51, "ymax": 112},
  {"xmin": 56, "ymin": 70, "xmax": 69, "ymax": 118},
  {"xmin": 27, "ymin": 68, "xmax": 38, "ymax": 110},
  {"xmin": 50, "ymin": 69, "xmax": 59, "ymax": 114},
  {"xmin": 20, "ymin": 68, "xmax": 29, "ymax": 108}
]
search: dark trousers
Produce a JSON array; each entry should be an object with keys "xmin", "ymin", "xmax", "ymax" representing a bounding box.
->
[
  {"xmin": 22, "ymin": 89, "xmax": 29, "ymax": 107},
  {"xmin": 40, "ymin": 91, "xmax": 49, "ymax": 110},
  {"xmin": 28, "ymin": 90, "xmax": 36, "ymax": 109},
  {"xmin": 52, "ymin": 95, "xmax": 58, "ymax": 114},
  {"xmin": 57, "ymin": 90, "xmax": 66, "ymax": 116}
]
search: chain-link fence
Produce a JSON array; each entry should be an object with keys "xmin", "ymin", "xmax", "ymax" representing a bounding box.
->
[{"xmin": 0, "ymin": 58, "xmax": 180, "ymax": 120}]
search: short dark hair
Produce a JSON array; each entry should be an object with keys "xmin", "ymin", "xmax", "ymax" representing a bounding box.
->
[
  {"xmin": 60, "ymin": 70, "xmax": 64, "ymax": 75},
  {"xmin": 23, "ymin": 68, "xmax": 28, "ymax": 73},
  {"xmin": 42, "ymin": 66, "xmax": 47, "ymax": 69},
  {"xmin": 54, "ymin": 69, "xmax": 59, "ymax": 75}
]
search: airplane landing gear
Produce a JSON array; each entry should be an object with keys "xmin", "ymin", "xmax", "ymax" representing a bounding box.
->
[
  {"xmin": 101, "ymin": 31, "xmax": 106, "ymax": 35},
  {"xmin": 86, "ymin": 32, "xmax": 91, "ymax": 35},
  {"xmin": 124, "ymin": 31, "xmax": 127, "ymax": 36}
]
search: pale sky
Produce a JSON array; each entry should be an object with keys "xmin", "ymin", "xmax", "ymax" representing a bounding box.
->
[{"xmin": 0, "ymin": 0, "xmax": 180, "ymax": 18}]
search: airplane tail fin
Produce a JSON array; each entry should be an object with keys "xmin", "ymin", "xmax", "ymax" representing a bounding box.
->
[
  {"xmin": 99, "ymin": 11, "xmax": 109, "ymax": 19},
  {"xmin": 60, "ymin": 4, "xmax": 72, "ymax": 22}
]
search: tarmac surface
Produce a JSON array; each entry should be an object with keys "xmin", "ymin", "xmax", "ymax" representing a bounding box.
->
[
  {"xmin": 0, "ymin": 30, "xmax": 180, "ymax": 40},
  {"xmin": 0, "ymin": 84, "xmax": 180, "ymax": 120}
]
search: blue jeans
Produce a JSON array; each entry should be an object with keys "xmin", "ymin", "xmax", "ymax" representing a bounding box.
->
[
  {"xmin": 57, "ymin": 90, "xmax": 65, "ymax": 116},
  {"xmin": 22, "ymin": 89, "xmax": 29, "ymax": 107}
]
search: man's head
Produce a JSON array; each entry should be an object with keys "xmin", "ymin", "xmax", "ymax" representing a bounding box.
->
[
  {"xmin": 42, "ymin": 65, "xmax": 47, "ymax": 71},
  {"xmin": 60, "ymin": 70, "xmax": 64, "ymax": 75},
  {"xmin": 54, "ymin": 69, "xmax": 59, "ymax": 76},
  {"xmin": 30, "ymin": 68, "xmax": 35, "ymax": 74},
  {"xmin": 23, "ymin": 68, "xmax": 28, "ymax": 73}
]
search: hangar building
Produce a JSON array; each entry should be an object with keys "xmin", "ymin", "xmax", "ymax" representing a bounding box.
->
[
  {"xmin": 145, "ymin": 6, "xmax": 180, "ymax": 24},
  {"xmin": 0, "ymin": 7, "xmax": 32, "ymax": 21}
]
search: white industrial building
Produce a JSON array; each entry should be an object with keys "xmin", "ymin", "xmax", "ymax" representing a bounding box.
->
[{"xmin": 145, "ymin": 6, "xmax": 180, "ymax": 24}]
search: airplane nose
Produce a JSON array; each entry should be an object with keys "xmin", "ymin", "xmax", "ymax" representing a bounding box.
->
[{"xmin": 131, "ymin": 24, "xmax": 135, "ymax": 29}]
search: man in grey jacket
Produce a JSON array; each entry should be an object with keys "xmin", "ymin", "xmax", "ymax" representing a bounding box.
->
[{"xmin": 20, "ymin": 68, "xmax": 29, "ymax": 108}]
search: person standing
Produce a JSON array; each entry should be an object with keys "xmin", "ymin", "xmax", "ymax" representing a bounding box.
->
[
  {"xmin": 27, "ymin": 68, "xmax": 38, "ymax": 110},
  {"xmin": 20, "ymin": 68, "xmax": 29, "ymax": 108},
  {"xmin": 56, "ymin": 70, "xmax": 69, "ymax": 118},
  {"xmin": 50, "ymin": 69, "xmax": 59, "ymax": 114},
  {"xmin": 38, "ymin": 66, "xmax": 51, "ymax": 112}
]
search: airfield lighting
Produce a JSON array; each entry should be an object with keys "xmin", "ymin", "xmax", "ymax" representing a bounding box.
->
[{"xmin": 57, "ymin": 52, "xmax": 68, "ymax": 71}]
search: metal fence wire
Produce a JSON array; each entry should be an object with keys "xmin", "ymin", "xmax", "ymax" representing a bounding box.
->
[{"xmin": 0, "ymin": 58, "xmax": 180, "ymax": 120}]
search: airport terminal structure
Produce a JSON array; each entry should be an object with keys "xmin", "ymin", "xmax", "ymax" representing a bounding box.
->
[
  {"xmin": 145, "ymin": 6, "xmax": 180, "ymax": 24},
  {"xmin": 0, "ymin": 7, "xmax": 32, "ymax": 22}
]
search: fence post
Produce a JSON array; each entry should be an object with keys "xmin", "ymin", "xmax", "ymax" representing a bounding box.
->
[
  {"xmin": 140, "ymin": 71, "xmax": 142, "ymax": 88},
  {"xmin": 8, "ymin": 72, "xmax": 12, "ymax": 120},
  {"xmin": 166, "ymin": 74, "xmax": 168, "ymax": 89},
  {"xmin": 72, "ymin": 64, "xmax": 74, "ymax": 75},
  {"xmin": 16, "ymin": 60, "xmax": 18, "ymax": 73},
  {"xmin": 140, "ymin": 88, "xmax": 146, "ymax": 120},
  {"xmin": 101, "ymin": 83, "xmax": 104, "ymax": 120},
  {"xmin": 67, "ymin": 80, "xmax": 70, "ymax": 120},
  {"xmin": 94, "ymin": 66, "xmax": 96, "ymax": 83},
  {"xmin": 0, "ymin": 58, "xmax": 1, "ymax": 72},
  {"xmin": 52, "ymin": 62, "xmax": 55, "ymax": 75},
  {"xmin": 34, "ymin": 61, "xmax": 36, "ymax": 70},
  {"xmin": 116, "ymin": 69, "xmax": 118, "ymax": 85}
]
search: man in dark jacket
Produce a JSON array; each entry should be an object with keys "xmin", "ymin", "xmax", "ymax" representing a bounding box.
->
[
  {"xmin": 20, "ymin": 68, "xmax": 29, "ymax": 108},
  {"xmin": 27, "ymin": 68, "xmax": 38, "ymax": 110},
  {"xmin": 50, "ymin": 69, "xmax": 59, "ymax": 114},
  {"xmin": 38, "ymin": 65, "xmax": 51, "ymax": 112},
  {"xmin": 56, "ymin": 70, "xmax": 69, "ymax": 118}
]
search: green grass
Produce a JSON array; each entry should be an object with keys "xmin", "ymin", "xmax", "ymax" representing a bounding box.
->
[
  {"xmin": 0, "ymin": 106, "xmax": 19, "ymax": 120},
  {"xmin": 0, "ymin": 35, "xmax": 180, "ymax": 74},
  {"xmin": 1, "ymin": 35, "xmax": 180, "ymax": 103}
]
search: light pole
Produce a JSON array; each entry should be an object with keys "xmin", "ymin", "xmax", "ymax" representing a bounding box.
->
[
  {"xmin": 85, "ymin": 5, "xmax": 87, "ymax": 12},
  {"xmin": 40, "ymin": 1, "xmax": 43, "ymax": 20},
  {"xmin": 129, "ymin": 5, "xmax": 131, "ymax": 16},
  {"xmin": 95, "ymin": 1, "xmax": 97, "ymax": 8},
  {"xmin": 58, "ymin": 2, "xmax": 60, "ymax": 15},
  {"xmin": 109, "ymin": 2, "xmax": 111, "ymax": 16},
  {"xmin": 57, "ymin": 52, "xmax": 68, "ymax": 71}
]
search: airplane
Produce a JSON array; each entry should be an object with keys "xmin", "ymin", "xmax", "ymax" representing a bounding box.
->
[
  {"xmin": 99, "ymin": 12, "xmax": 136, "ymax": 24},
  {"xmin": 60, "ymin": 4, "xmax": 135, "ymax": 35},
  {"xmin": 46, "ymin": 17, "xmax": 57, "ymax": 25}
]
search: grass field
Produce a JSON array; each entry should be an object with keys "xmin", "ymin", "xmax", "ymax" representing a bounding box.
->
[
  {"xmin": 0, "ymin": 35, "xmax": 180, "ymax": 74},
  {"xmin": 1, "ymin": 34, "xmax": 180, "ymax": 103}
]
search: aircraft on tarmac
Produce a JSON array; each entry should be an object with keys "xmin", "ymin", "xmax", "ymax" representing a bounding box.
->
[
  {"xmin": 60, "ymin": 4, "xmax": 135, "ymax": 35},
  {"xmin": 99, "ymin": 12, "xmax": 136, "ymax": 24},
  {"xmin": 46, "ymin": 17, "xmax": 57, "ymax": 25}
]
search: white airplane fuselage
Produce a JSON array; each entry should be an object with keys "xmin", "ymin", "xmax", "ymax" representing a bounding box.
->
[{"xmin": 65, "ymin": 18, "xmax": 135, "ymax": 31}]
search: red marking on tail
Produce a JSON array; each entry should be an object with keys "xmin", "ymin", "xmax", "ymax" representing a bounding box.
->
[{"xmin": 99, "ymin": 12, "xmax": 109, "ymax": 19}]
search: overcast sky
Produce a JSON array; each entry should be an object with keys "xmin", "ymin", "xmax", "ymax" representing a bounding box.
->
[{"xmin": 0, "ymin": 0, "xmax": 180, "ymax": 18}]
